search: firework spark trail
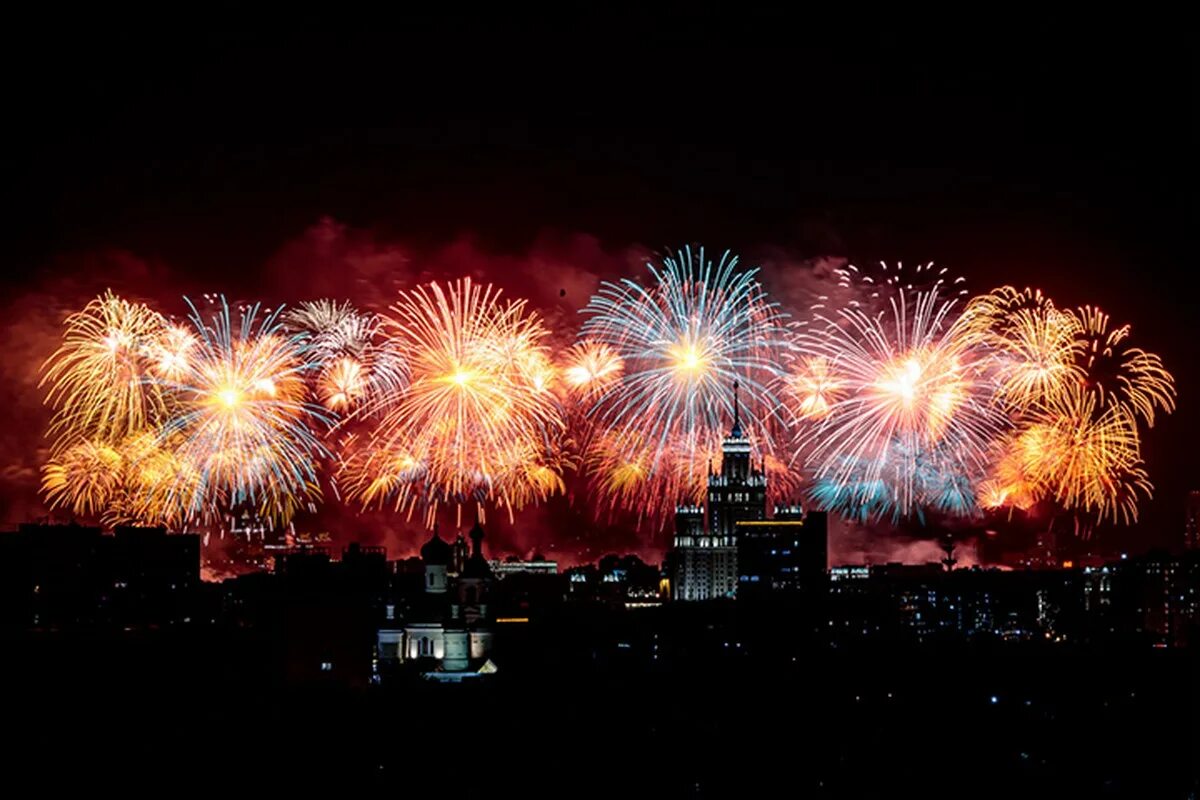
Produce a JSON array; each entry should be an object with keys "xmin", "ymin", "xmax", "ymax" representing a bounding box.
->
[
  {"xmin": 956, "ymin": 286, "xmax": 1084, "ymax": 412},
  {"xmin": 789, "ymin": 263, "xmax": 1006, "ymax": 520},
  {"xmin": 577, "ymin": 246, "xmax": 790, "ymax": 521},
  {"xmin": 1072, "ymin": 305, "xmax": 1176, "ymax": 426},
  {"xmin": 40, "ymin": 291, "xmax": 169, "ymax": 450},
  {"xmin": 284, "ymin": 300, "xmax": 409, "ymax": 412},
  {"xmin": 151, "ymin": 296, "xmax": 333, "ymax": 525},
  {"xmin": 338, "ymin": 278, "xmax": 567, "ymax": 524}
]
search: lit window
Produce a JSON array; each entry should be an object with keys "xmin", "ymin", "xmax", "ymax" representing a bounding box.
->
[{"xmin": 320, "ymin": 662, "xmax": 333, "ymax": 672}]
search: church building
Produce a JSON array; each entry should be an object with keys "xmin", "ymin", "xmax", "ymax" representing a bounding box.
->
[{"xmin": 376, "ymin": 520, "xmax": 496, "ymax": 679}]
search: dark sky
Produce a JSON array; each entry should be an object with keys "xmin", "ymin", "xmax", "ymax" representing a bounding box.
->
[{"xmin": 1, "ymin": 14, "xmax": 1194, "ymax": 557}]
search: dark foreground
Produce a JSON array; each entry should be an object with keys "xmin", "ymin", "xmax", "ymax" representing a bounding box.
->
[{"xmin": 4, "ymin": 611, "xmax": 1196, "ymax": 797}]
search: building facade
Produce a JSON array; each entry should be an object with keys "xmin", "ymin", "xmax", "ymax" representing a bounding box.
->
[
  {"xmin": 376, "ymin": 521, "xmax": 496, "ymax": 678},
  {"xmin": 736, "ymin": 506, "xmax": 828, "ymax": 599},
  {"xmin": 668, "ymin": 385, "xmax": 766, "ymax": 601}
]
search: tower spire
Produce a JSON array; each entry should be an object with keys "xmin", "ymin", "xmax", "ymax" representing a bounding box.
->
[{"xmin": 730, "ymin": 380, "xmax": 743, "ymax": 438}]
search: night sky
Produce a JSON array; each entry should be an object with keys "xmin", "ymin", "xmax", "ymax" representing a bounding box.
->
[{"xmin": 1, "ymin": 15, "xmax": 1194, "ymax": 561}]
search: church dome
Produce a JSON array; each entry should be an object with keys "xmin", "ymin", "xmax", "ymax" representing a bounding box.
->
[
  {"xmin": 462, "ymin": 519, "xmax": 492, "ymax": 579},
  {"xmin": 420, "ymin": 528, "xmax": 451, "ymax": 565}
]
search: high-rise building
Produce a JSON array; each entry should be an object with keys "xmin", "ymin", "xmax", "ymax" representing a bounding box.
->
[
  {"xmin": 736, "ymin": 507, "xmax": 828, "ymax": 599},
  {"xmin": 1185, "ymin": 490, "xmax": 1200, "ymax": 550},
  {"xmin": 668, "ymin": 383, "xmax": 766, "ymax": 601}
]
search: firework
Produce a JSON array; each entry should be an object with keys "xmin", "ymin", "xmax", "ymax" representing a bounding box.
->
[
  {"xmin": 41, "ymin": 430, "xmax": 199, "ymax": 528},
  {"xmin": 339, "ymin": 279, "xmax": 567, "ymax": 523},
  {"xmin": 959, "ymin": 291, "xmax": 1175, "ymax": 524},
  {"xmin": 1009, "ymin": 385, "xmax": 1151, "ymax": 524},
  {"xmin": 285, "ymin": 300, "xmax": 408, "ymax": 411},
  {"xmin": 578, "ymin": 246, "xmax": 789, "ymax": 519},
  {"xmin": 585, "ymin": 428, "xmax": 713, "ymax": 521},
  {"xmin": 1072, "ymin": 306, "xmax": 1175, "ymax": 426},
  {"xmin": 957, "ymin": 286, "xmax": 1083, "ymax": 411},
  {"xmin": 561, "ymin": 340, "xmax": 625, "ymax": 399},
  {"xmin": 791, "ymin": 263, "xmax": 1006, "ymax": 521},
  {"xmin": 151, "ymin": 297, "xmax": 332, "ymax": 525},
  {"xmin": 778, "ymin": 354, "xmax": 846, "ymax": 422},
  {"xmin": 977, "ymin": 437, "xmax": 1039, "ymax": 513},
  {"xmin": 40, "ymin": 291, "xmax": 168, "ymax": 449},
  {"xmin": 148, "ymin": 324, "xmax": 199, "ymax": 382},
  {"xmin": 41, "ymin": 438, "xmax": 123, "ymax": 518}
]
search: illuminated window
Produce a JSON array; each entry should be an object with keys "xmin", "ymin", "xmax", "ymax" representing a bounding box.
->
[{"xmin": 320, "ymin": 662, "xmax": 333, "ymax": 672}]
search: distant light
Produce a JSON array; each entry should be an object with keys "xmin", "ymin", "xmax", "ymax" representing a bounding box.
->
[
  {"xmin": 990, "ymin": 695, "xmax": 999, "ymax": 704},
  {"xmin": 1120, "ymin": 553, "xmax": 1128, "ymax": 560}
]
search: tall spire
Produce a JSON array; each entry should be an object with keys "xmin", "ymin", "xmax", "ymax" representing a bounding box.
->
[{"xmin": 730, "ymin": 380, "xmax": 743, "ymax": 438}]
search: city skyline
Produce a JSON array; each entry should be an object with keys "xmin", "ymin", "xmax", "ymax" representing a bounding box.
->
[{"xmin": 0, "ymin": 17, "xmax": 1194, "ymax": 793}]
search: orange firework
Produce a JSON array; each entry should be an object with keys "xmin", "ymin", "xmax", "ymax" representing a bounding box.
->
[
  {"xmin": 1072, "ymin": 306, "xmax": 1176, "ymax": 426},
  {"xmin": 978, "ymin": 436, "xmax": 1040, "ymax": 513},
  {"xmin": 339, "ymin": 278, "xmax": 567, "ymax": 523},
  {"xmin": 319, "ymin": 356, "xmax": 367, "ymax": 411},
  {"xmin": 561, "ymin": 340, "xmax": 625, "ymax": 400},
  {"xmin": 41, "ymin": 438, "xmax": 123, "ymax": 518},
  {"xmin": 779, "ymin": 355, "xmax": 845, "ymax": 422},
  {"xmin": 41, "ymin": 430, "xmax": 198, "ymax": 528},
  {"xmin": 40, "ymin": 291, "xmax": 168, "ymax": 450},
  {"xmin": 585, "ymin": 429, "xmax": 713, "ymax": 522},
  {"xmin": 1013, "ymin": 386, "xmax": 1151, "ymax": 524},
  {"xmin": 958, "ymin": 286, "xmax": 1083, "ymax": 411}
]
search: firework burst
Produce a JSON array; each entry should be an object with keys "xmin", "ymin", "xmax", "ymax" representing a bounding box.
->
[
  {"xmin": 285, "ymin": 300, "xmax": 408, "ymax": 412},
  {"xmin": 41, "ymin": 430, "xmax": 199, "ymax": 528},
  {"xmin": 578, "ymin": 246, "xmax": 789, "ymax": 520},
  {"xmin": 151, "ymin": 297, "xmax": 332, "ymax": 525},
  {"xmin": 40, "ymin": 291, "xmax": 169, "ymax": 449},
  {"xmin": 338, "ymin": 278, "xmax": 567, "ymax": 523},
  {"xmin": 560, "ymin": 340, "xmax": 625, "ymax": 400},
  {"xmin": 791, "ymin": 263, "xmax": 1006, "ymax": 520},
  {"xmin": 1009, "ymin": 385, "xmax": 1150, "ymax": 524},
  {"xmin": 1072, "ymin": 306, "xmax": 1175, "ymax": 426},
  {"xmin": 958, "ymin": 286, "xmax": 1083, "ymax": 412}
]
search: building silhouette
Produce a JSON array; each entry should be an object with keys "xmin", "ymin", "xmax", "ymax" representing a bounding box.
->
[
  {"xmin": 1185, "ymin": 490, "xmax": 1200, "ymax": 550},
  {"xmin": 668, "ymin": 383, "xmax": 766, "ymax": 601},
  {"xmin": 0, "ymin": 523, "xmax": 200, "ymax": 629},
  {"xmin": 736, "ymin": 505, "xmax": 828, "ymax": 600},
  {"xmin": 376, "ymin": 521, "xmax": 496, "ymax": 680}
]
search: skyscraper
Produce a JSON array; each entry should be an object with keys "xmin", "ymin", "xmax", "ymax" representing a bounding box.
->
[{"xmin": 668, "ymin": 383, "xmax": 766, "ymax": 601}]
